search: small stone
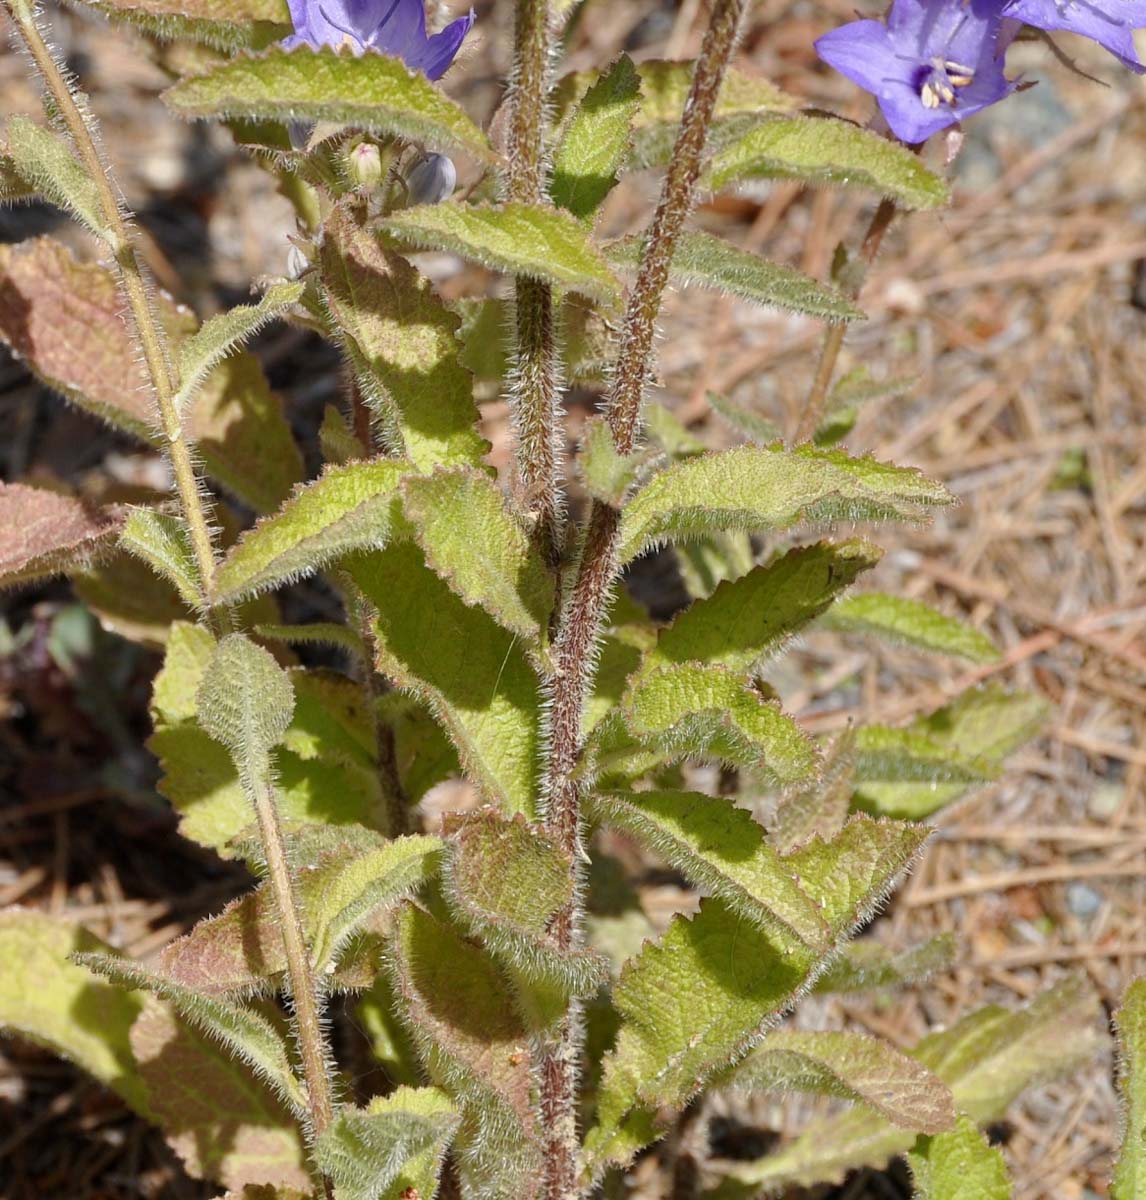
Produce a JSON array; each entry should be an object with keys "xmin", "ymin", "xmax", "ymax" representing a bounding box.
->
[{"xmin": 1065, "ymin": 882, "xmax": 1103, "ymax": 920}]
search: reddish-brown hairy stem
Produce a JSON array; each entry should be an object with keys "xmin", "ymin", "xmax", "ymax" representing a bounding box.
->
[
  {"xmin": 792, "ymin": 196, "xmax": 897, "ymax": 444},
  {"xmin": 538, "ymin": 3, "xmax": 748, "ymax": 1195},
  {"xmin": 507, "ymin": 0, "xmax": 562, "ymax": 568},
  {"xmin": 2, "ymin": 0, "xmax": 220, "ymax": 607}
]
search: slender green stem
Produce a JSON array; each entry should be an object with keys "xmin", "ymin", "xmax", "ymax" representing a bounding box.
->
[
  {"xmin": 249, "ymin": 764, "xmax": 336, "ymax": 1141},
  {"xmin": 540, "ymin": 3, "xmax": 747, "ymax": 1195},
  {"xmin": 4, "ymin": 0, "xmax": 219, "ymax": 601},
  {"xmin": 507, "ymin": 0, "xmax": 562, "ymax": 568},
  {"xmin": 792, "ymin": 197, "xmax": 897, "ymax": 444}
]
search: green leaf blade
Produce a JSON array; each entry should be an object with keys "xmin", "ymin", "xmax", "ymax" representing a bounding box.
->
[
  {"xmin": 908, "ymin": 1114, "xmax": 1014, "ymax": 1200},
  {"xmin": 319, "ymin": 204, "xmax": 490, "ymax": 473},
  {"xmin": 551, "ymin": 54, "xmax": 641, "ymax": 220},
  {"xmin": 164, "ymin": 45, "xmax": 494, "ymax": 162},
  {"xmin": 823, "ymin": 592, "xmax": 1000, "ymax": 663},
  {"xmin": 378, "ymin": 201, "xmax": 622, "ymax": 305},
  {"xmin": 1114, "ymin": 978, "xmax": 1146, "ymax": 1200},
  {"xmin": 607, "ymin": 230, "xmax": 864, "ymax": 321},
  {"xmin": 705, "ymin": 115, "xmax": 950, "ymax": 210},
  {"xmin": 176, "ymin": 281, "xmax": 304, "ymax": 414},
  {"xmin": 212, "ymin": 459, "xmax": 409, "ymax": 604},
  {"xmin": 617, "ymin": 444, "xmax": 952, "ymax": 565},
  {"xmin": 348, "ymin": 541, "xmax": 544, "ymax": 820},
  {"xmin": 401, "ymin": 467, "xmax": 554, "ymax": 654},
  {"xmin": 6, "ymin": 116, "xmax": 116, "ymax": 246}
]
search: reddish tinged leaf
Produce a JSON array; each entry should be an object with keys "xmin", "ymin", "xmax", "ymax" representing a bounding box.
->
[
  {"xmin": 0, "ymin": 238, "xmax": 301, "ymax": 512},
  {"xmin": 129, "ymin": 995, "xmax": 310, "ymax": 1191},
  {"xmin": 0, "ymin": 481, "xmax": 124, "ymax": 588},
  {"xmin": 389, "ymin": 903, "xmax": 543, "ymax": 1194}
]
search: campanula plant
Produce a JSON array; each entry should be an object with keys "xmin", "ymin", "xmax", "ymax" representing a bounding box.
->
[{"xmin": 0, "ymin": 0, "xmax": 1140, "ymax": 1195}]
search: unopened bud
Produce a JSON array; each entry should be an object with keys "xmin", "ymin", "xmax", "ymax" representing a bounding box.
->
[
  {"xmin": 348, "ymin": 141, "xmax": 384, "ymax": 190},
  {"xmin": 406, "ymin": 153, "xmax": 456, "ymax": 206},
  {"xmin": 286, "ymin": 243, "xmax": 310, "ymax": 279},
  {"xmin": 287, "ymin": 119, "xmax": 314, "ymax": 152}
]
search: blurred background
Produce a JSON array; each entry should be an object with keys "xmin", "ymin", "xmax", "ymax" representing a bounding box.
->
[{"xmin": 0, "ymin": 1, "xmax": 1143, "ymax": 1195}]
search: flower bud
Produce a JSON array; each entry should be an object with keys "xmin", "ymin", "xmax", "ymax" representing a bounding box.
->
[
  {"xmin": 406, "ymin": 153, "xmax": 456, "ymax": 206},
  {"xmin": 348, "ymin": 141, "xmax": 384, "ymax": 190},
  {"xmin": 287, "ymin": 119, "xmax": 314, "ymax": 152}
]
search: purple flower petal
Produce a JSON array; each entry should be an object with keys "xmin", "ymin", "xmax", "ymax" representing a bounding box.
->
[
  {"xmin": 1005, "ymin": 0, "xmax": 1146, "ymax": 71},
  {"xmin": 408, "ymin": 9, "xmax": 475, "ymax": 79},
  {"xmin": 282, "ymin": 0, "xmax": 473, "ymax": 79},
  {"xmin": 816, "ymin": 0, "xmax": 1014, "ymax": 143}
]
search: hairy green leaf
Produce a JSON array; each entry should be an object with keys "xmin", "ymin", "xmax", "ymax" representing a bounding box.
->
[
  {"xmin": 649, "ymin": 539, "xmax": 880, "ymax": 677},
  {"xmin": 589, "ymin": 790, "xmax": 830, "ymax": 948},
  {"xmin": 606, "ymin": 230, "xmax": 863, "ymax": 321},
  {"xmin": 176, "ymin": 281, "xmax": 303, "ymax": 415},
  {"xmin": 0, "ymin": 909, "xmax": 147, "ymax": 1111},
  {"xmin": 854, "ymin": 685, "xmax": 1048, "ymax": 819},
  {"xmin": 770, "ymin": 728, "xmax": 856, "ymax": 853},
  {"xmin": 726, "ymin": 975, "xmax": 1103, "ymax": 1189},
  {"xmin": 585, "ymin": 815, "xmax": 927, "ymax": 1173},
  {"xmin": 729, "ymin": 1029, "xmax": 954, "ymax": 1132},
  {"xmin": 0, "ymin": 146, "xmax": 38, "ymax": 201},
  {"xmin": 378, "ymin": 201, "xmax": 622, "ymax": 306},
  {"xmin": 623, "ymin": 663, "xmax": 819, "ymax": 784},
  {"xmin": 0, "ymin": 481, "xmax": 123, "ymax": 589},
  {"xmin": 816, "ymin": 365, "xmax": 916, "ymax": 446},
  {"xmin": 5, "ymin": 116, "xmax": 115, "ymax": 245},
  {"xmin": 164, "ymin": 45, "xmax": 494, "ymax": 162},
  {"xmin": 706, "ymin": 390, "xmax": 781, "ymax": 444},
  {"xmin": 908, "ymin": 1114, "xmax": 1014, "ymax": 1199},
  {"xmin": 823, "ymin": 593, "xmax": 1000, "ymax": 663},
  {"xmin": 402, "ymin": 468, "xmax": 554, "ymax": 655},
  {"xmin": 120, "ymin": 507, "xmax": 203, "ymax": 608},
  {"xmin": 78, "ymin": 954, "xmax": 306, "ymax": 1116},
  {"xmin": 551, "ymin": 53, "xmax": 640, "ymax": 220},
  {"xmin": 348, "ymin": 541, "xmax": 543, "ymax": 819},
  {"xmin": 379, "ymin": 692, "xmax": 462, "ymax": 803},
  {"xmin": 212, "ymin": 460, "xmax": 409, "ymax": 604},
  {"xmin": 128, "ymin": 993, "xmax": 310, "ymax": 1190},
  {"xmin": 319, "ymin": 204, "xmax": 490, "ymax": 472},
  {"xmin": 551, "ymin": 59, "xmax": 797, "ymax": 170},
  {"xmin": 316, "ymin": 1089, "xmax": 459, "ymax": 1200},
  {"xmin": 157, "ymin": 829, "xmax": 441, "ymax": 993},
  {"xmin": 151, "ymin": 628, "xmax": 386, "ymax": 851},
  {"xmin": 1114, "ymin": 978, "xmax": 1146, "ymax": 1200},
  {"xmin": 0, "ymin": 238, "xmax": 302, "ymax": 512},
  {"xmin": 70, "ymin": 0, "xmax": 289, "ymax": 51},
  {"xmin": 442, "ymin": 810, "xmax": 607, "ymax": 1006},
  {"xmin": 0, "ymin": 912, "xmax": 308, "ymax": 1191},
  {"xmin": 705, "ymin": 115, "xmax": 950, "ymax": 210},
  {"xmin": 577, "ymin": 416, "xmax": 650, "ymax": 507},
  {"xmin": 388, "ymin": 904, "xmax": 543, "ymax": 1197},
  {"xmin": 617, "ymin": 444, "xmax": 952, "ymax": 564},
  {"xmin": 813, "ymin": 933, "xmax": 956, "ymax": 994},
  {"xmin": 197, "ymin": 633, "xmax": 294, "ymax": 760}
]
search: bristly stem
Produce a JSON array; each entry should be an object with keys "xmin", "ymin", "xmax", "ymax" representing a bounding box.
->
[
  {"xmin": 249, "ymin": 763, "xmax": 336, "ymax": 1143},
  {"xmin": 3, "ymin": 0, "xmax": 219, "ymax": 604},
  {"xmin": 539, "ymin": 2, "xmax": 747, "ymax": 1195},
  {"xmin": 792, "ymin": 196, "xmax": 897, "ymax": 444},
  {"xmin": 507, "ymin": 0, "xmax": 562, "ymax": 569}
]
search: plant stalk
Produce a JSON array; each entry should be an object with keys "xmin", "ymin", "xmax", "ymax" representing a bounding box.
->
[
  {"xmin": 507, "ymin": 0, "xmax": 562, "ymax": 568},
  {"xmin": 792, "ymin": 196, "xmax": 897, "ymax": 444},
  {"xmin": 4, "ymin": 0, "xmax": 219, "ymax": 601},
  {"xmin": 539, "ymin": 2, "xmax": 747, "ymax": 1194},
  {"xmin": 249, "ymin": 765, "xmax": 336, "ymax": 1141}
]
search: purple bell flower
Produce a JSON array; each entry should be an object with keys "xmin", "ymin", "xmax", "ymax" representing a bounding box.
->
[
  {"xmin": 284, "ymin": 0, "xmax": 475, "ymax": 81},
  {"xmin": 1003, "ymin": 0, "xmax": 1146, "ymax": 72},
  {"xmin": 815, "ymin": 0, "xmax": 1016, "ymax": 143}
]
